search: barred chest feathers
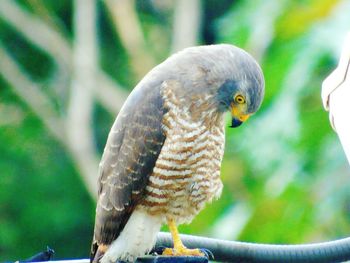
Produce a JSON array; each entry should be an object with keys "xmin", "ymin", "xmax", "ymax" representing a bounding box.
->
[{"xmin": 140, "ymin": 81, "xmax": 225, "ymax": 224}]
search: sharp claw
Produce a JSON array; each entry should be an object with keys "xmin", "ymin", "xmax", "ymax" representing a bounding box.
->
[
  {"xmin": 199, "ymin": 248, "xmax": 214, "ymax": 260},
  {"xmin": 149, "ymin": 246, "xmax": 167, "ymax": 255}
]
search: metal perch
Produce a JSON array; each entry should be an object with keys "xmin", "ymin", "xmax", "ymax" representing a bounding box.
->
[
  {"xmin": 155, "ymin": 232, "xmax": 350, "ymax": 263},
  {"xmin": 19, "ymin": 233, "xmax": 350, "ymax": 263}
]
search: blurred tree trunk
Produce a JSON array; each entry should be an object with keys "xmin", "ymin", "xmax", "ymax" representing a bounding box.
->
[
  {"xmin": 0, "ymin": 0, "xmax": 131, "ymax": 199},
  {"xmin": 105, "ymin": 0, "xmax": 155, "ymax": 79},
  {"xmin": 0, "ymin": 0, "xmax": 128, "ymax": 116},
  {"xmin": 66, "ymin": 0, "xmax": 99, "ymax": 197},
  {"xmin": 171, "ymin": 0, "xmax": 201, "ymax": 52}
]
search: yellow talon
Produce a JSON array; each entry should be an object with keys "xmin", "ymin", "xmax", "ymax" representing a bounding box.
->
[
  {"xmin": 162, "ymin": 247, "xmax": 204, "ymax": 257},
  {"xmin": 162, "ymin": 218, "xmax": 205, "ymax": 257}
]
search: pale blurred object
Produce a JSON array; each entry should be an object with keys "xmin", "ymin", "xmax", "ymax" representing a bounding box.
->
[{"xmin": 322, "ymin": 32, "xmax": 350, "ymax": 164}]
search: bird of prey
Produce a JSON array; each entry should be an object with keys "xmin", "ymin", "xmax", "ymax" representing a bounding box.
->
[{"xmin": 90, "ymin": 44, "xmax": 265, "ymax": 263}]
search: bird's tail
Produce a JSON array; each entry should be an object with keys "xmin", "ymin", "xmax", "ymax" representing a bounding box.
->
[{"xmin": 90, "ymin": 242, "xmax": 105, "ymax": 263}]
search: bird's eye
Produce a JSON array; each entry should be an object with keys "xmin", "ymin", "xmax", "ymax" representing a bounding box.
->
[{"xmin": 235, "ymin": 95, "xmax": 245, "ymax": 104}]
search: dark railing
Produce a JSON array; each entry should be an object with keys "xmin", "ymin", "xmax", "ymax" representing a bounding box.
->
[
  {"xmin": 156, "ymin": 232, "xmax": 350, "ymax": 263},
  {"xmin": 15, "ymin": 232, "xmax": 350, "ymax": 263}
]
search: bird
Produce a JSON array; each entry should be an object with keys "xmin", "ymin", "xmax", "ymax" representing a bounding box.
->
[{"xmin": 90, "ymin": 44, "xmax": 265, "ymax": 263}]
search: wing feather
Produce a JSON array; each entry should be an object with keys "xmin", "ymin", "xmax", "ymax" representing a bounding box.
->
[{"xmin": 90, "ymin": 80, "xmax": 167, "ymax": 261}]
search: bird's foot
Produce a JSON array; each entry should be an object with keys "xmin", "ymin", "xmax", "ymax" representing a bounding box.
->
[
  {"xmin": 162, "ymin": 245, "xmax": 204, "ymax": 257},
  {"xmin": 161, "ymin": 218, "xmax": 213, "ymax": 259}
]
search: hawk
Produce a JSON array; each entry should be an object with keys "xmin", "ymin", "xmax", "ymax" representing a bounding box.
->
[{"xmin": 90, "ymin": 44, "xmax": 265, "ymax": 263}]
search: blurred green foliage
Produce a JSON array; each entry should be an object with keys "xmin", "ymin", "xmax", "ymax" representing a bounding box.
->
[
  {"xmin": 0, "ymin": 85, "xmax": 95, "ymax": 259},
  {"xmin": 1, "ymin": 0, "xmax": 350, "ymax": 261}
]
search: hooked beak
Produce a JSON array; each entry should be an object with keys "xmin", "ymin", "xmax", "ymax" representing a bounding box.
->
[
  {"xmin": 231, "ymin": 118, "xmax": 243, "ymax": 128},
  {"xmin": 230, "ymin": 107, "xmax": 250, "ymax": 128}
]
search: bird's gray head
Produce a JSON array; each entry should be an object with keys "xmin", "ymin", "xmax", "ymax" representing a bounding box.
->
[
  {"xmin": 216, "ymin": 60, "xmax": 264, "ymax": 128},
  {"xmin": 179, "ymin": 44, "xmax": 265, "ymax": 128},
  {"xmin": 155, "ymin": 44, "xmax": 264, "ymax": 127},
  {"xmin": 206, "ymin": 45, "xmax": 265, "ymax": 128}
]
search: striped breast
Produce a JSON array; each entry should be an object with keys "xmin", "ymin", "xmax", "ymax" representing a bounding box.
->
[{"xmin": 139, "ymin": 81, "xmax": 225, "ymax": 224}]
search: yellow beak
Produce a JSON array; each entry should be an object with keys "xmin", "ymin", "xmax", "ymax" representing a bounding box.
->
[
  {"xmin": 231, "ymin": 107, "xmax": 250, "ymax": 122},
  {"xmin": 239, "ymin": 114, "xmax": 250, "ymax": 122}
]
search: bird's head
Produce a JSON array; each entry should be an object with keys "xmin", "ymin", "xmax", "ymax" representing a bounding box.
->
[
  {"xmin": 217, "ymin": 77, "xmax": 264, "ymax": 128},
  {"xmin": 160, "ymin": 44, "xmax": 264, "ymax": 126},
  {"xmin": 214, "ymin": 46, "xmax": 265, "ymax": 128}
]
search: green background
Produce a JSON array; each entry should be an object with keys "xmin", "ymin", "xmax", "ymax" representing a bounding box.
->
[{"xmin": 1, "ymin": 0, "xmax": 350, "ymax": 260}]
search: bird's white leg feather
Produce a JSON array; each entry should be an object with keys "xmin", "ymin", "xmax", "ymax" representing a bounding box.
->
[{"xmin": 101, "ymin": 208, "xmax": 162, "ymax": 263}]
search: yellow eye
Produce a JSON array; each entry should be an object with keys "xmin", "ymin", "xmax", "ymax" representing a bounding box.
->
[{"xmin": 235, "ymin": 95, "xmax": 245, "ymax": 104}]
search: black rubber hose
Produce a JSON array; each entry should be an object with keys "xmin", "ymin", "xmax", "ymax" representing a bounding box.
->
[{"xmin": 156, "ymin": 232, "xmax": 350, "ymax": 262}]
